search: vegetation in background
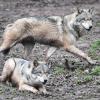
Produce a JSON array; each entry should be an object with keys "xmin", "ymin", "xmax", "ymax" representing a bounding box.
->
[
  {"xmin": 96, "ymin": 21, "xmax": 100, "ymax": 27},
  {"xmin": 53, "ymin": 65, "xmax": 66, "ymax": 75},
  {"xmin": 90, "ymin": 66, "xmax": 100, "ymax": 76},
  {"xmin": 76, "ymin": 66, "xmax": 100, "ymax": 85},
  {"xmin": 89, "ymin": 40, "xmax": 100, "ymax": 60},
  {"xmin": 76, "ymin": 75, "xmax": 93, "ymax": 85}
]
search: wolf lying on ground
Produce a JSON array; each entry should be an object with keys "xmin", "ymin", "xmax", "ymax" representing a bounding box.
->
[
  {"xmin": 0, "ymin": 8, "xmax": 96, "ymax": 64},
  {"xmin": 0, "ymin": 58, "xmax": 50, "ymax": 94}
]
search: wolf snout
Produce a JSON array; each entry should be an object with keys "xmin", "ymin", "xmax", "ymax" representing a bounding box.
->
[
  {"xmin": 89, "ymin": 26, "xmax": 92, "ymax": 29},
  {"xmin": 87, "ymin": 25, "xmax": 92, "ymax": 31},
  {"xmin": 42, "ymin": 80, "xmax": 47, "ymax": 84}
]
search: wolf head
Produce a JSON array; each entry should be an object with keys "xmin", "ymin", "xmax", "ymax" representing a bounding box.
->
[
  {"xmin": 75, "ymin": 8, "xmax": 94, "ymax": 31},
  {"xmin": 63, "ymin": 8, "xmax": 94, "ymax": 38},
  {"xmin": 31, "ymin": 60, "xmax": 50, "ymax": 85}
]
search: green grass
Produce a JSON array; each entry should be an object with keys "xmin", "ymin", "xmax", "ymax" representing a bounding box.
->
[
  {"xmin": 76, "ymin": 66, "xmax": 100, "ymax": 85},
  {"xmin": 75, "ymin": 68, "xmax": 93, "ymax": 85},
  {"xmin": 53, "ymin": 65, "xmax": 65, "ymax": 75},
  {"xmin": 90, "ymin": 66, "xmax": 100, "ymax": 76},
  {"xmin": 89, "ymin": 40, "xmax": 100, "ymax": 60},
  {"xmin": 76, "ymin": 75, "xmax": 93, "ymax": 85},
  {"xmin": 96, "ymin": 21, "xmax": 100, "ymax": 27}
]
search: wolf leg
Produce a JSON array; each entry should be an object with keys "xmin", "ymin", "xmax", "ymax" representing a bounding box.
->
[
  {"xmin": 22, "ymin": 43, "xmax": 35, "ymax": 59},
  {"xmin": 0, "ymin": 38, "xmax": 16, "ymax": 54},
  {"xmin": 64, "ymin": 45, "xmax": 96, "ymax": 65},
  {"xmin": 0, "ymin": 60, "xmax": 15, "ymax": 83},
  {"xmin": 19, "ymin": 83, "xmax": 38, "ymax": 93},
  {"xmin": 39, "ymin": 85, "xmax": 48, "ymax": 94},
  {"xmin": 45, "ymin": 47, "xmax": 57, "ymax": 61}
]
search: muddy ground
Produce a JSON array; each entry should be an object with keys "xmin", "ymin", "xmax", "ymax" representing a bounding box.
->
[{"xmin": 0, "ymin": 0, "xmax": 100, "ymax": 100}]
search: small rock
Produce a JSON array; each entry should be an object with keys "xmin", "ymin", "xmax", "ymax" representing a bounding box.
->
[{"xmin": 84, "ymin": 69, "xmax": 89, "ymax": 74}]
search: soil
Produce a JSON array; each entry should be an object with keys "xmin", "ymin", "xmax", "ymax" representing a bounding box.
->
[{"xmin": 0, "ymin": 0, "xmax": 100, "ymax": 100}]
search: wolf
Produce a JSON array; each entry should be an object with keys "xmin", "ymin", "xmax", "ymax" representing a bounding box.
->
[
  {"xmin": 0, "ymin": 58, "xmax": 50, "ymax": 94},
  {"xmin": 0, "ymin": 8, "xmax": 96, "ymax": 64}
]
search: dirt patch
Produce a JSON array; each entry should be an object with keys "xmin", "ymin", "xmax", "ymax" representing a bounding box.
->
[{"xmin": 0, "ymin": 0, "xmax": 100, "ymax": 100}]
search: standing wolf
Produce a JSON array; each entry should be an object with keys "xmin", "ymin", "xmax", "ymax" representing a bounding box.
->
[{"xmin": 0, "ymin": 8, "xmax": 95, "ymax": 64}]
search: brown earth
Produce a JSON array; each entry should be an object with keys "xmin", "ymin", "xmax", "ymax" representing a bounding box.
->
[{"xmin": 0, "ymin": 0, "xmax": 100, "ymax": 100}]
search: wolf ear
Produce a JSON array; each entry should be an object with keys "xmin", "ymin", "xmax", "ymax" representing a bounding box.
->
[
  {"xmin": 89, "ymin": 7, "xmax": 95, "ymax": 15},
  {"xmin": 73, "ymin": 7, "xmax": 83, "ymax": 14},
  {"xmin": 47, "ymin": 62, "xmax": 51, "ymax": 69},
  {"xmin": 77, "ymin": 8, "xmax": 83, "ymax": 14},
  {"xmin": 33, "ymin": 60, "xmax": 39, "ymax": 67}
]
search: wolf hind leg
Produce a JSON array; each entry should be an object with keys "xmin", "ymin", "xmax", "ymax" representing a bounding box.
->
[
  {"xmin": 0, "ymin": 59, "xmax": 15, "ymax": 83},
  {"xmin": 64, "ymin": 44, "xmax": 96, "ymax": 65},
  {"xmin": 0, "ymin": 38, "xmax": 16, "ymax": 54}
]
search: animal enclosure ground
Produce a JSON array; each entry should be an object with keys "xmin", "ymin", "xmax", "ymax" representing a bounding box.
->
[{"xmin": 0, "ymin": 0, "xmax": 100, "ymax": 100}]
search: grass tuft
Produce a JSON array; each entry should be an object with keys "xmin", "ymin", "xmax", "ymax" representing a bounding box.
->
[
  {"xmin": 90, "ymin": 66, "xmax": 100, "ymax": 76},
  {"xmin": 76, "ymin": 75, "xmax": 93, "ymax": 85},
  {"xmin": 89, "ymin": 40, "xmax": 100, "ymax": 60},
  {"xmin": 53, "ymin": 65, "xmax": 65, "ymax": 75}
]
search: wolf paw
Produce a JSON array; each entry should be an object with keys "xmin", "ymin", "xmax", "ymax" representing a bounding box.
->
[
  {"xmin": 95, "ymin": 60, "xmax": 100, "ymax": 66},
  {"xmin": 88, "ymin": 59, "xmax": 97, "ymax": 65},
  {"xmin": 33, "ymin": 89, "xmax": 39, "ymax": 94},
  {"xmin": 40, "ymin": 91, "xmax": 51, "ymax": 96}
]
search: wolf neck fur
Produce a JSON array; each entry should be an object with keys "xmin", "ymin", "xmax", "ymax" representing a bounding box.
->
[{"xmin": 63, "ymin": 12, "xmax": 80, "ymax": 40}]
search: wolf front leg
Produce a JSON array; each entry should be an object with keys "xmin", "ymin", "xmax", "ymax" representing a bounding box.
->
[
  {"xmin": 19, "ymin": 83, "xmax": 38, "ymax": 93},
  {"xmin": 64, "ymin": 45, "xmax": 96, "ymax": 65},
  {"xmin": 39, "ymin": 85, "xmax": 48, "ymax": 94}
]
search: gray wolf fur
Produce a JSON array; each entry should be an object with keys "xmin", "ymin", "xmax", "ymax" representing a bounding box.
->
[
  {"xmin": 0, "ymin": 58, "xmax": 50, "ymax": 94},
  {"xmin": 0, "ymin": 8, "xmax": 95, "ymax": 64}
]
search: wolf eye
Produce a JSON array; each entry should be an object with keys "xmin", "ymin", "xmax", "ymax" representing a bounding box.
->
[
  {"xmin": 32, "ymin": 71, "xmax": 41, "ymax": 76},
  {"xmin": 77, "ymin": 18, "xmax": 85, "ymax": 22},
  {"xmin": 37, "ymin": 73, "xmax": 41, "ymax": 76},
  {"xmin": 82, "ymin": 18, "xmax": 85, "ymax": 21},
  {"xmin": 44, "ymin": 72, "xmax": 49, "ymax": 75},
  {"xmin": 90, "ymin": 18, "xmax": 92, "ymax": 21}
]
